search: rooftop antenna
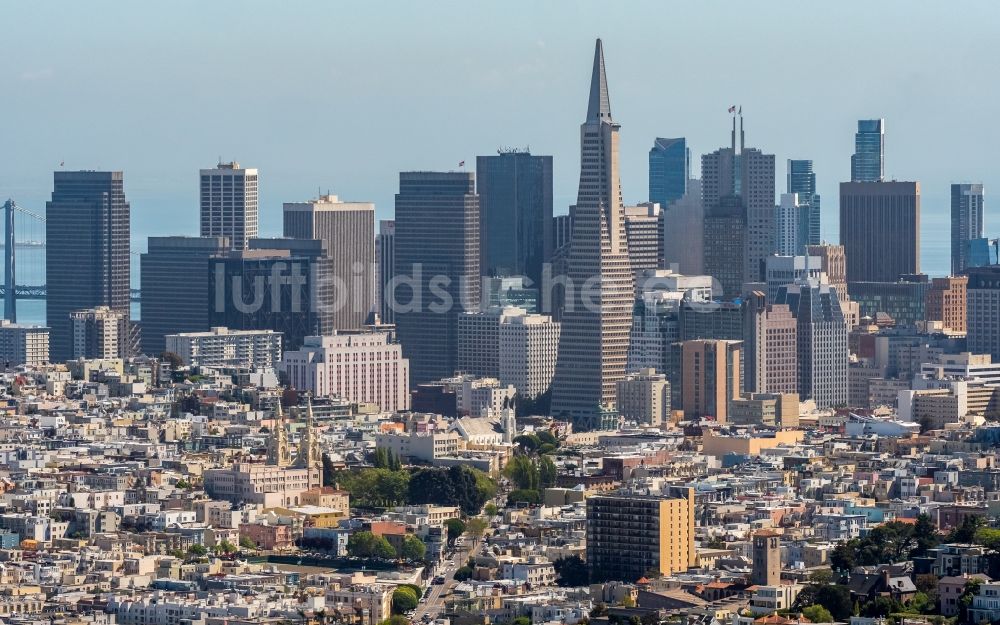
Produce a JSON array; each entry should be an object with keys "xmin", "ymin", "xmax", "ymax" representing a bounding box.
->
[
  {"xmin": 739, "ymin": 106, "xmax": 744, "ymax": 153},
  {"xmin": 730, "ymin": 113, "xmax": 736, "ymax": 152}
]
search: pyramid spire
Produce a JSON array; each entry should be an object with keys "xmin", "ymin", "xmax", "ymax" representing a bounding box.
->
[{"xmin": 586, "ymin": 38, "xmax": 612, "ymax": 123}]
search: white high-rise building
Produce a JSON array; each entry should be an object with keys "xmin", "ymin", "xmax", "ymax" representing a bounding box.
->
[
  {"xmin": 71, "ymin": 306, "xmax": 127, "ymax": 360},
  {"xmin": 200, "ymin": 161, "xmax": 259, "ymax": 250},
  {"xmin": 774, "ymin": 193, "xmax": 806, "ymax": 256},
  {"xmin": 499, "ymin": 311, "xmax": 561, "ymax": 400},
  {"xmin": 281, "ymin": 331, "xmax": 410, "ymax": 412},
  {"xmin": 0, "ymin": 320, "xmax": 49, "ymax": 366},
  {"xmin": 166, "ymin": 327, "xmax": 282, "ymax": 370}
]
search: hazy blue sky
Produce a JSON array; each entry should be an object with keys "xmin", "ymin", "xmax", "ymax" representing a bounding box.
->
[{"xmin": 3, "ymin": 1, "xmax": 999, "ymax": 277}]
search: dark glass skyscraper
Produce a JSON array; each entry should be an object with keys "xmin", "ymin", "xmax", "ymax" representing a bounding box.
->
[
  {"xmin": 851, "ymin": 119, "xmax": 885, "ymax": 183},
  {"xmin": 951, "ymin": 183, "xmax": 985, "ymax": 275},
  {"xmin": 649, "ymin": 137, "xmax": 689, "ymax": 208},
  {"xmin": 476, "ymin": 151, "xmax": 553, "ymax": 289},
  {"xmin": 393, "ymin": 172, "xmax": 480, "ymax": 384},
  {"xmin": 141, "ymin": 236, "xmax": 230, "ymax": 355},
  {"xmin": 208, "ymin": 238, "xmax": 337, "ymax": 352},
  {"xmin": 46, "ymin": 171, "xmax": 131, "ymax": 362},
  {"xmin": 702, "ymin": 196, "xmax": 746, "ymax": 298},
  {"xmin": 787, "ymin": 159, "xmax": 821, "ymax": 245},
  {"xmin": 840, "ymin": 181, "xmax": 920, "ymax": 283}
]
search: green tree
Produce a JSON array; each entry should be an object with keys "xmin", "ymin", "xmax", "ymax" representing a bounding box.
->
[
  {"xmin": 391, "ymin": 587, "xmax": 418, "ymax": 614},
  {"xmin": 379, "ymin": 617, "xmax": 409, "ymax": 625},
  {"xmin": 218, "ymin": 540, "xmax": 237, "ymax": 554},
  {"xmin": 801, "ymin": 605, "xmax": 833, "ymax": 623},
  {"xmin": 508, "ymin": 489, "xmax": 541, "ymax": 505},
  {"xmin": 702, "ymin": 536, "xmax": 726, "ymax": 549},
  {"xmin": 553, "ymin": 555, "xmax": 589, "ymax": 587},
  {"xmin": 400, "ymin": 535, "xmax": 427, "ymax": 561},
  {"xmin": 484, "ymin": 503, "xmax": 499, "ymax": 518},
  {"xmin": 375, "ymin": 469, "xmax": 410, "ymax": 507},
  {"xmin": 473, "ymin": 468, "xmax": 498, "ymax": 504},
  {"xmin": 444, "ymin": 518, "xmax": 466, "ymax": 541},
  {"xmin": 188, "ymin": 544, "xmax": 208, "ymax": 556},
  {"xmin": 973, "ymin": 526, "xmax": 1000, "ymax": 577},
  {"xmin": 959, "ymin": 579, "xmax": 982, "ymax": 624},
  {"xmin": 513, "ymin": 434, "xmax": 541, "ymax": 452},
  {"xmin": 536, "ymin": 430, "xmax": 558, "ymax": 447},
  {"xmin": 388, "ymin": 449, "xmax": 402, "ymax": 471},
  {"xmin": 912, "ymin": 513, "xmax": 940, "ymax": 558},
  {"xmin": 159, "ymin": 351, "xmax": 184, "ymax": 369},
  {"xmin": 860, "ymin": 596, "xmax": 902, "ymax": 618},
  {"xmin": 454, "ymin": 565, "xmax": 474, "ymax": 581},
  {"xmin": 808, "ymin": 569, "xmax": 834, "ymax": 585},
  {"xmin": 948, "ymin": 515, "xmax": 985, "ymax": 543},
  {"xmin": 906, "ymin": 592, "xmax": 934, "ymax": 615},
  {"xmin": 814, "ymin": 585, "xmax": 853, "ymax": 621},
  {"xmin": 466, "ymin": 518, "xmax": 488, "ymax": 539},
  {"xmin": 239, "ymin": 536, "xmax": 257, "ymax": 550},
  {"xmin": 512, "ymin": 617, "xmax": 531, "ymax": 625},
  {"xmin": 539, "ymin": 455, "xmax": 557, "ymax": 489},
  {"xmin": 322, "ymin": 453, "xmax": 338, "ymax": 487},
  {"xmin": 373, "ymin": 447, "xmax": 390, "ymax": 469},
  {"xmin": 348, "ymin": 531, "xmax": 397, "ymax": 559},
  {"xmin": 504, "ymin": 455, "xmax": 540, "ymax": 491},
  {"xmin": 401, "ymin": 584, "xmax": 423, "ymax": 600}
]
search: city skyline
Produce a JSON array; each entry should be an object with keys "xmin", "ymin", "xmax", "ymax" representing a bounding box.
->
[{"xmin": 2, "ymin": 2, "xmax": 996, "ymax": 280}]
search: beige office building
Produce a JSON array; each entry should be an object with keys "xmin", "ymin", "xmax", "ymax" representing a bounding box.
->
[
  {"xmin": 616, "ymin": 368, "xmax": 670, "ymax": 427},
  {"xmin": 283, "ymin": 194, "xmax": 375, "ymax": 330},
  {"xmin": 71, "ymin": 306, "xmax": 127, "ymax": 360},
  {"xmin": 926, "ymin": 276, "xmax": 967, "ymax": 335}
]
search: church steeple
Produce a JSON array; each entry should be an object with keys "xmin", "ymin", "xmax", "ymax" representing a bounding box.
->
[
  {"xmin": 294, "ymin": 397, "xmax": 323, "ymax": 487},
  {"xmin": 586, "ymin": 38, "xmax": 612, "ymax": 123},
  {"xmin": 267, "ymin": 400, "xmax": 291, "ymax": 467}
]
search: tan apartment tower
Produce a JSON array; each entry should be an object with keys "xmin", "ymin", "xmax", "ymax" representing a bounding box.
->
[{"xmin": 586, "ymin": 489, "xmax": 695, "ymax": 582}]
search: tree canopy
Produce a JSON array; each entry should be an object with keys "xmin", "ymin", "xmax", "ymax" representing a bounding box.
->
[
  {"xmin": 347, "ymin": 531, "xmax": 396, "ymax": 559},
  {"xmin": 400, "ymin": 535, "xmax": 426, "ymax": 561},
  {"xmin": 801, "ymin": 605, "xmax": 833, "ymax": 623},
  {"xmin": 391, "ymin": 588, "xmax": 418, "ymax": 615}
]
